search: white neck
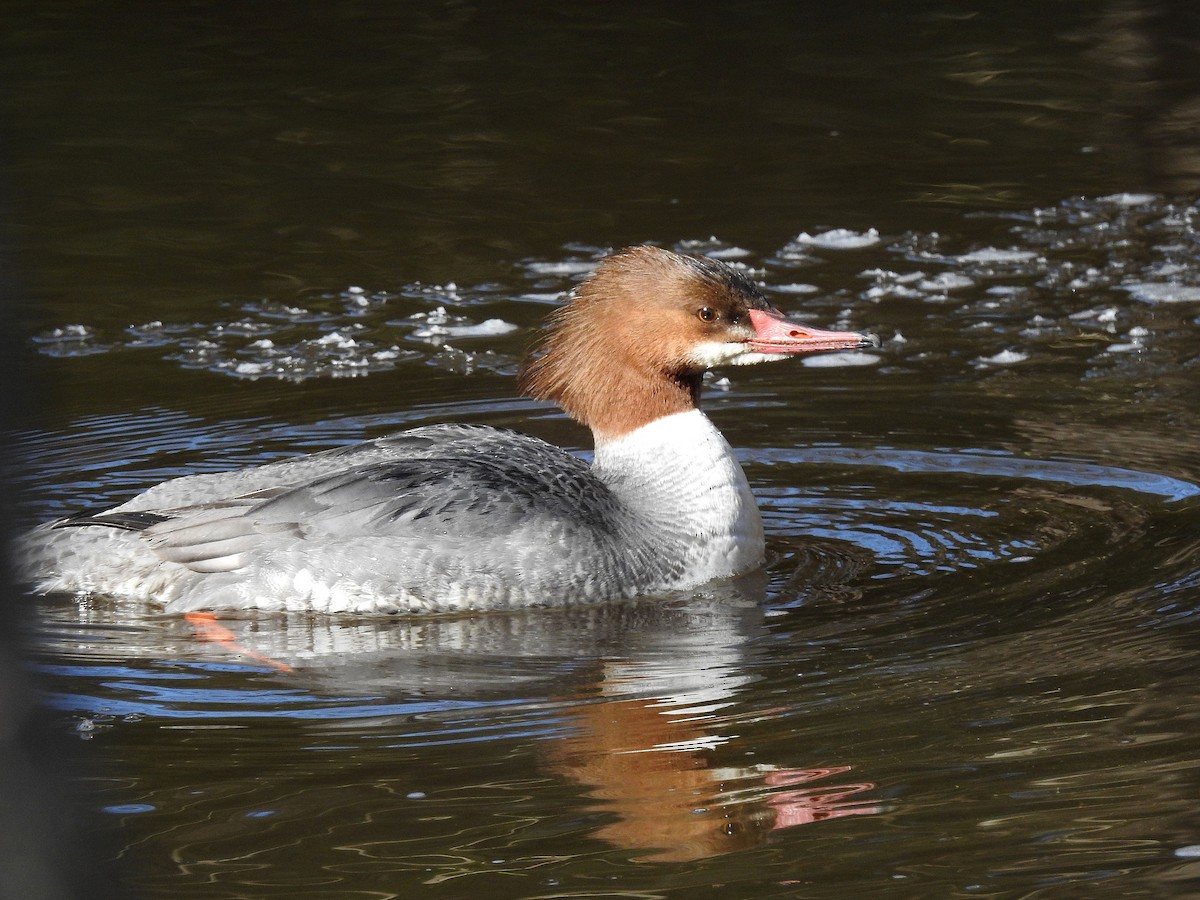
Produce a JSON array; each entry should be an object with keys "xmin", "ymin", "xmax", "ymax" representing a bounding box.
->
[{"xmin": 591, "ymin": 409, "xmax": 765, "ymax": 587}]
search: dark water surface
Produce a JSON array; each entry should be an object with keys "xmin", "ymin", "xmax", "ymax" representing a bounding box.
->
[{"xmin": 4, "ymin": 3, "xmax": 1200, "ymax": 898}]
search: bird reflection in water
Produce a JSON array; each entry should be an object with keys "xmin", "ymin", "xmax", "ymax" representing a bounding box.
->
[
  {"xmin": 545, "ymin": 669, "xmax": 881, "ymax": 862},
  {"xmin": 175, "ymin": 572, "xmax": 884, "ymax": 863}
]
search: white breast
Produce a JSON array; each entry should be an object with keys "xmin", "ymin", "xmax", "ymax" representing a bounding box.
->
[{"xmin": 591, "ymin": 409, "xmax": 766, "ymax": 588}]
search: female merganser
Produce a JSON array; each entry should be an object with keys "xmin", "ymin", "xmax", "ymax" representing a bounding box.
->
[{"xmin": 19, "ymin": 246, "xmax": 876, "ymax": 614}]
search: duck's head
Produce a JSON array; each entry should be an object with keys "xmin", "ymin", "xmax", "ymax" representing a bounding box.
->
[{"xmin": 519, "ymin": 245, "xmax": 877, "ymax": 441}]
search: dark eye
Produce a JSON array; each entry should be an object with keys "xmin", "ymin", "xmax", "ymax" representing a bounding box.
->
[{"xmin": 697, "ymin": 307, "xmax": 717, "ymax": 323}]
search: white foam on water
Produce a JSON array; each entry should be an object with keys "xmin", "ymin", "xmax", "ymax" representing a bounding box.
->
[
  {"xmin": 1068, "ymin": 306, "xmax": 1120, "ymax": 322},
  {"xmin": 315, "ymin": 331, "xmax": 358, "ymax": 348},
  {"xmin": 918, "ymin": 272, "xmax": 975, "ymax": 292},
  {"xmin": 955, "ymin": 248, "xmax": 1038, "ymax": 265},
  {"xmin": 31, "ymin": 324, "xmax": 111, "ymax": 357},
  {"xmin": 216, "ymin": 319, "xmax": 277, "ymax": 336},
  {"xmin": 861, "ymin": 268, "xmax": 928, "ymax": 301},
  {"xmin": 37, "ymin": 324, "xmax": 96, "ymax": 341},
  {"xmin": 800, "ymin": 351, "xmax": 881, "ymax": 368},
  {"xmin": 973, "ymin": 349, "xmax": 1029, "ymax": 366},
  {"xmin": 524, "ymin": 259, "xmax": 598, "ymax": 276},
  {"xmin": 1096, "ymin": 192, "xmax": 1157, "ymax": 207},
  {"xmin": 792, "ymin": 228, "xmax": 882, "ymax": 250},
  {"xmin": 1122, "ymin": 282, "xmax": 1200, "ymax": 304},
  {"xmin": 862, "ymin": 269, "xmax": 926, "ymax": 284},
  {"xmin": 442, "ymin": 319, "xmax": 519, "ymax": 338},
  {"xmin": 30, "ymin": 196, "xmax": 1200, "ymax": 389},
  {"xmin": 518, "ymin": 291, "xmax": 568, "ymax": 304},
  {"xmin": 1143, "ymin": 261, "xmax": 1190, "ymax": 279},
  {"xmin": 706, "ymin": 376, "xmax": 732, "ymax": 391},
  {"xmin": 704, "ymin": 246, "xmax": 753, "ymax": 260}
]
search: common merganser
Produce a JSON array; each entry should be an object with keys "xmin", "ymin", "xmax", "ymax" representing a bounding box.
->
[{"xmin": 18, "ymin": 246, "xmax": 877, "ymax": 614}]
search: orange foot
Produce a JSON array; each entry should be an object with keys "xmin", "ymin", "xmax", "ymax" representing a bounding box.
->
[{"xmin": 184, "ymin": 611, "xmax": 294, "ymax": 673}]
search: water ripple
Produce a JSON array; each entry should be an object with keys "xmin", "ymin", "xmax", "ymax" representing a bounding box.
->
[{"xmin": 753, "ymin": 446, "xmax": 1200, "ymax": 503}]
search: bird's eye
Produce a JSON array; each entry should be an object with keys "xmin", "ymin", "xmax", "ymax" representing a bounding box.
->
[{"xmin": 697, "ymin": 307, "xmax": 717, "ymax": 323}]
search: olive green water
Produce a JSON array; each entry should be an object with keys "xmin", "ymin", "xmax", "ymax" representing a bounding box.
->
[{"xmin": 4, "ymin": 3, "xmax": 1200, "ymax": 898}]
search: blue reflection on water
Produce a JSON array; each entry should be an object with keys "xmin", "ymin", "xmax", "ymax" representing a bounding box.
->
[
  {"xmin": 44, "ymin": 691, "xmax": 510, "ymax": 719},
  {"xmin": 39, "ymin": 660, "xmax": 516, "ymax": 719},
  {"xmin": 753, "ymin": 447, "xmax": 1200, "ymax": 502}
]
